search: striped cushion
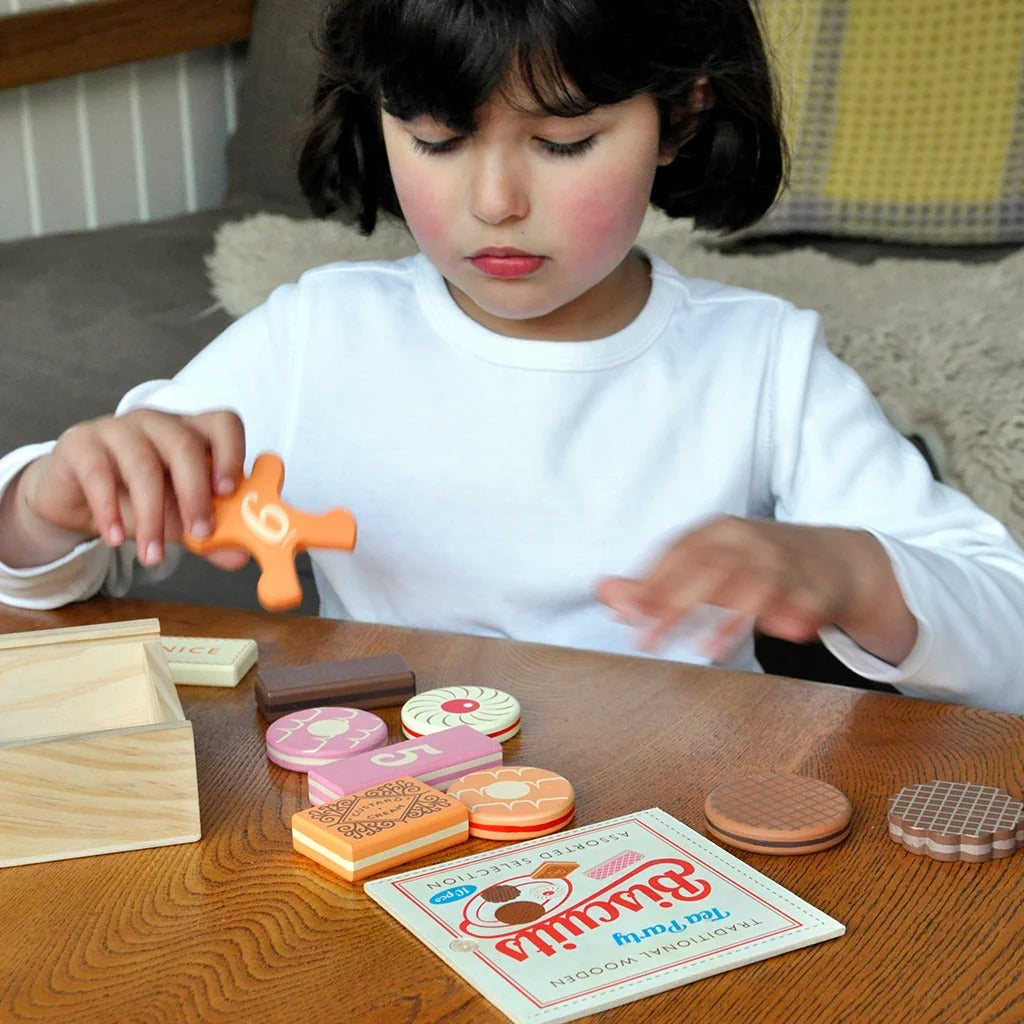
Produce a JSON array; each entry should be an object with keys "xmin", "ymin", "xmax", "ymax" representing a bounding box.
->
[{"xmin": 752, "ymin": 0, "xmax": 1024, "ymax": 244}]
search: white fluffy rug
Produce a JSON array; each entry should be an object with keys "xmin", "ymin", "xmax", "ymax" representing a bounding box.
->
[{"xmin": 206, "ymin": 210, "xmax": 1024, "ymax": 544}]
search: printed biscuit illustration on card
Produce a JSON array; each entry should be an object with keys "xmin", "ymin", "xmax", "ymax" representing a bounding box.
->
[{"xmin": 364, "ymin": 810, "xmax": 846, "ymax": 1023}]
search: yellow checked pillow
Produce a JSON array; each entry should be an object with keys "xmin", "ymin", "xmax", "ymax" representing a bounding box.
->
[{"xmin": 751, "ymin": 0, "xmax": 1024, "ymax": 244}]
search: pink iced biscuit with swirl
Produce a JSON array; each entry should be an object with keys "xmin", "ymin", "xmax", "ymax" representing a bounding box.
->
[
  {"xmin": 307, "ymin": 725, "xmax": 503, "ymax": 805},
  {"xmin": 266, "ymin": 706, "xmax": 387, "ymax": 772},
  {"xmin": 585, "ymin": 849, "xmax": 645, "ymax": 879}
]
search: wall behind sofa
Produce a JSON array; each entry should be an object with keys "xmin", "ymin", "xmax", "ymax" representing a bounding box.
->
[{"xmin": 0, "ymin": 0, "xmax": 242, "ymax": 243}]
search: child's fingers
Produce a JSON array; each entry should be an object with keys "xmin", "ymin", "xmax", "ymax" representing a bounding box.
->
[
  {"xmin": 57, "ymin": 437, "xmax": 125, "ymax": 546},
  {"xmin": 595, "ymin": 576, "xmax": 646, "ymax": 623},
  {"xmin": 186, "ymin": 410, "xmax": 245, "ymax": 498},
  {"xmin": 755, "ymin": 601, "xmax": 832, "ymax": 644},
  {"xmin": 206, "ymin": 547, "xmax": 251, "ymax": 571},
  {"xmin": 598, "ymin": 575, "xmax": 708, "ymax": 651},
  {"xmin": 635, "ymin": 563, "xmax": 731, "ymax": 646},
  {"xmin": 124, "ymin": 409, "xmax": 244, "ymax": 549},
  {"xmin": 149, "ymin": 424, "xmax": 221, "ymax": 542},
  {"xmin": 703, "ymin": 611, "xmax": 755, "ymax": 662},
  {"xmin": 104, "ymin": 424, "xmax": 173, "ymax": 565}
]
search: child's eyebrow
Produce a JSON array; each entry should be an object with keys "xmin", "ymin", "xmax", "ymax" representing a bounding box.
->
[{"xmin": 508, "ymin": 100, "xmax": 600, "ymax": 121}]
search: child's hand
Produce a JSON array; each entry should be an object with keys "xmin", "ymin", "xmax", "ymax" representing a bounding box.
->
[
  {"xmin": 2, "ymin": 409, "xmax": 247, "ymax": 570},
  {"xmin": 597, "ymin": 515, "xmax": 917, "ymax": 665}
]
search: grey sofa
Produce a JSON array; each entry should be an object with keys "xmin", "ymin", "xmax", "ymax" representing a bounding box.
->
[{"xmin": 0, "ymin": 0, "xmax": 323, "ymax": 611}]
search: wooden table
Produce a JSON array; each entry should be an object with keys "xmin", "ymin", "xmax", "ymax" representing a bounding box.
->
[{"xmin": 1, "ymin": 598, "xmax": 1022, "ymax": 1024}]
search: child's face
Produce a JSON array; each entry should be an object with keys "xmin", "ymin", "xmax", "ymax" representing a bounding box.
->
[{"xmin": 380, "ymin": 82, "xmax": 674, "ymax": 340}]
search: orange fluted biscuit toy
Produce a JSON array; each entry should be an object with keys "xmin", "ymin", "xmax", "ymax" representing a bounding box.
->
[{"xmin": 185, "ymin": 452, "xmax": 356, "ymax": 611}]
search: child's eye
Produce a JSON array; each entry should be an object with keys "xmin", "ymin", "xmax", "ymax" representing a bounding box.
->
[
  {"xmin": 411, "ymin": 135, "xmax": 464, "ymax": 155},
  {"xmin": 538, "ymin": 135, "xmax": 597, "ymax": 158}
]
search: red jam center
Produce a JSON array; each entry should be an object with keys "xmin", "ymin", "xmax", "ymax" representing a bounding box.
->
[{"xmin": 441, "ymin": 698, "xmax": 481, "ymax": 714}]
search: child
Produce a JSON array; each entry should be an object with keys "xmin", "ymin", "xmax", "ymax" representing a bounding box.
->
[{"xmin": 1, "ymin": 0, "xmax": 1023, "ymax": 714}]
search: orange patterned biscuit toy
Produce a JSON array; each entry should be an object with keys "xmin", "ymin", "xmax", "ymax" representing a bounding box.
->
[
  {"xmin": 185, "ymin": 452, "xmax": 356, "ymax": 611},
  {"xmin": 291, "ymin": 776, "xmax": 469, "ymax": 882},
  {"xmin": 447, "ymin": 766, "xmax": 576, "ymax": 841}
]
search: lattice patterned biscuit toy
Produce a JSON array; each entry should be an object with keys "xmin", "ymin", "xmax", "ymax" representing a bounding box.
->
[
  {"xmin": 703, "ymin": 773, "xmax": 853, "ymax": 856},
  {"xmin": 887, "ymin": 779, "xmax": 1024, "ymax": 863}
]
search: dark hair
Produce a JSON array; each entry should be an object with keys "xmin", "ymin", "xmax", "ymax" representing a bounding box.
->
[{"xmin": 299, "ymin": 0, "xmax": 786, "ymax": 235}]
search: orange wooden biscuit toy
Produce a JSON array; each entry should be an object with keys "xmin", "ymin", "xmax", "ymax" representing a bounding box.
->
[
  {"xmin": 185, "ymin": 452, "xmax": 356, "ymax": 611},
  {"xmin": 291, "ymin": 776, "xmax": 469, "ymax": 882},
  {"xmin": 447, "ymin": 766, "xmax": 576, "ymax": 841}
]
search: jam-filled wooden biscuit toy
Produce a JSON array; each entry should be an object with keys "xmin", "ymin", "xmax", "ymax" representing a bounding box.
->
[
  {"xmin": 401, "ymin": 685, "xmax": 521, "ymax": 743},
  {"xmin": 185, "ymin": 451, "xmax": 356, "ymax": 612},
  {"xmin": 447, "ymin": 766, "xmax": 576, "ymax": 840}
]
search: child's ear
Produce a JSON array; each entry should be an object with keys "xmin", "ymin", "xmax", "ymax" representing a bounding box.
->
[{"xmin": 658, "ymin": 76, "xmax": 716, "ymax": 165}]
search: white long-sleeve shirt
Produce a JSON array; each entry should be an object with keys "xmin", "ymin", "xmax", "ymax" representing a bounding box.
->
[{"xmin": 3, "ymin": 252, "xmax": 1024, "ymax": 712}]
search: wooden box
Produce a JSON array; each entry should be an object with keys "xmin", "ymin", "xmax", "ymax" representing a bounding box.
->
[{"xmin": 0, "ymin": 618, "xmax": 201, "ymax": 867}]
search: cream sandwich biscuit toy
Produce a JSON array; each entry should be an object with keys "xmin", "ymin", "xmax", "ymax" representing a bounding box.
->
[
  {"xmin": 703, "ymin": 773, "xmax": 853, "ymax": 855},
  {"xmin": 888, "ymin": 779, "xmax": 1024, "ymax": 862},
  {"xmin": 291, "ymin": 776, "xmax": 469, "ymax": 882}
]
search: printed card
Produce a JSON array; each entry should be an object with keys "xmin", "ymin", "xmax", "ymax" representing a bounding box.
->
[{"xmin": 365, "ymin": 807, "xmax": 844, "ymax": 1024}]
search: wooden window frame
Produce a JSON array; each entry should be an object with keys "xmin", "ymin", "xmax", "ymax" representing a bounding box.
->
[{"xmin": 0, "ymin": 0, "xmax": 253, "ymax": 91}]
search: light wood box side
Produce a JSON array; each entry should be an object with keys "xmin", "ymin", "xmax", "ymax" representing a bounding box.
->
[
  {"xmin": 0, "ymin": 619, "xmax": 169, "ymax": 743},
  {"xmin": 0, "ymin": 619, "xmax": 201, "ymax": 868},
  {"xmin": 0, "ymin": 721, "xmax": 201, "ymax": 867}
]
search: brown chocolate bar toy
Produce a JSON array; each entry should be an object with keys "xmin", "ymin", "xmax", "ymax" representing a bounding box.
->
[{"xmin": 255, "ymin": 654, "xmax": 416, "ymax": 719}]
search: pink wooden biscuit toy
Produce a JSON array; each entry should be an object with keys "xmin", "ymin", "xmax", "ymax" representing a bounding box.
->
[
  {"xmin": 447, "ymin": 766, "xmax": 575, "ymax": 841},
  {"xmin": 265, "ymin": 706, "xmax": 387, "ymax": 772},
  {"xmin": 307, "ymin": 725, "xmax": 502, "ymax": 805},
  {"xmin": 291, "ymin": 776, "xmax": 469, "ymax": 882},
  {"xmin": 185, "ymin": 451, "xmax": 356, "ymax": 612},
  {"xmin": 401, "ymin": 685, "xmax": 521, "ymax": 743}
]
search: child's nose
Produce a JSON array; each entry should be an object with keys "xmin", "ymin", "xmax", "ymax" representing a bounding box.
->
[{"xmin": 470, "ymin": 154, "xmax": 529, "ymax": 225}]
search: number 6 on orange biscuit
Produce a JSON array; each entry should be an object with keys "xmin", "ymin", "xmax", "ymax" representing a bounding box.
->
[{"xmin": 185, "ymin": 452, "xmax": 356, "ymax": 611}]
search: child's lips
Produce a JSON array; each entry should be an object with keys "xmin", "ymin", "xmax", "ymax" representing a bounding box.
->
[{"xmin": 469, "ymin": 248, "xmax": 545, "ymax": 279}]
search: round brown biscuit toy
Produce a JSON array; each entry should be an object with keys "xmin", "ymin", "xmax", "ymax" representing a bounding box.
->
[
  {"xmin": 704, "ymin": 773, "xmax": 852, "ymax": 855},
  {"xmin": 887, "ymin": 779, "xmax": 1024, "ymax": 862}
]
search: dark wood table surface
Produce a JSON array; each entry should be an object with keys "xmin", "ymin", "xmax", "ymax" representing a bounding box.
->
[{"xmin": 1, "ymin": 597, "xmax": 1022, "ymax": 1024}]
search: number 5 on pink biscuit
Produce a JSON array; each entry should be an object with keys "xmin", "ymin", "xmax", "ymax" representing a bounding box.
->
[{"xmin": 184, "ymin": 452, "xmax": 356, "ymax": 612}]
